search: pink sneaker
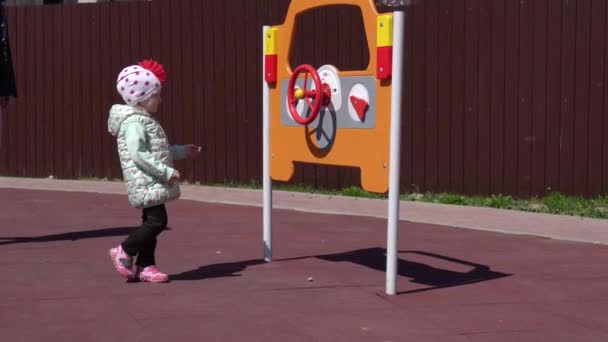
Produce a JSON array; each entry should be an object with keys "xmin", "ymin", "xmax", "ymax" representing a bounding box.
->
[
  {"xmin": 108, "ymin": 245, "xmax": 133, "ymax": 279},
  {"xmin": 135, "ymin": 266, "xmax": 169, "ymax": 283}
]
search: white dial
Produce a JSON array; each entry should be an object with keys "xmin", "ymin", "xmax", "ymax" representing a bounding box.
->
[
  {"xmin": 316, "ymin": 65, "xmax": 342, "ymax": 111},
  {"xmin": 347, "ymin": 83, "xmax": 370, "ymax": 122}
]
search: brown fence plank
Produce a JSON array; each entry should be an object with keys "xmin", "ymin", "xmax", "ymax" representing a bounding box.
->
[
  {"xmin": 88, "ymin": 6, "xmax": 102, "ymax": 177},
  {"xmin": 60, "ymin": 5, "xmax": 73, "ymax": 178},
  {"xmin": 232, "ymin": 0, "xmax": 247, "ymax": 183},
  {"xmin": 490, "ymin": 0, "xmax": 506, "ymax": 194},
  {"xmin": 189, "ymin": 0, "xmax": 204, "ymax": 183},
  {"xmin": 175, "ymin": 1, "xmax": 200, "ymax": 182},
  {"xmin": 168, "ymin": 0, "xmax": 186, "ymax": 179},
  {"xmin": 604, "ymin": 0, "xmax": 608, "ymax": 195},
  {"xmin": 148, "ymin": 0, "xmax": 162, "ymax": 98},
  {"xmin": 503, "ymin": 0, "xmax": 519, "ymax": 196},
  {"xmin": 245, "ymin": 0, "xmax": 260, "ymax": 184},
  {"xmin": 48, "ymin": 5, "xmax": 61, "ymax": 178},
  {"xmin": 436, "ymin": 0, "xmax": 452, "ymax": 193},
  {"xmin": 463, "ymin": 0, "xmax": 480, "ymax": 195},
  {"xmin": 156, "ymin": 0, "xmax": 175, "ymax": 170},
  {"xmin": 450, "ymin": 0, "xmax": 465, "ymax": 194},
  {"xmin": 43, "ymin": 5, "xmax": 54, "ymax": 177},
  {"xmin": 177, "ymin": 0, "xmax": 195, "ymax": 181},
  {"xmin": 516, "ymin": 0, "xmax": 533, "ymax": 197},
  {"xmin": 531, "ymin": 0, "xmax": 548, "ymax": 196},
  {"xmin": 88, "ymin": 4, "xmax": 101, "ymax": 179},
  {"xmin": 73, "ymin": 5, "xmax": 86, "ymax": 177},
  {"xmin": 139, "ymin": 1, "xmax": 151, "ymax": 59},
  {"xmin": 147, "ymin": 0, "xmax": 163, "ymax": 192},
  {"xmin": 201, "ymin": 1, "xmax": 216, "ymax": 183},
  {"xmin": 224, "ymin": 0, "xmax": 239, "ymax": 184},
  {"xmin": 98, "ymin": 5, "xmax": 110, "ymax": 180},
  {"xmin": 129, "ymin": 2, "xmax": 142, "ymax": 61},
  {"xmin": 588, "ymin": 0, "xmax": 606, "ymax": 197},
  {"xmin": 477, "ymin": 0, "xmax": 492, "ymax": 195},
  {"xmin": 213, "ymin": 0, "xmax": 228, "ymax": 183},
  {"xmin": 54, "ymin": 5, "xmax": 67, "ymax": 178},
  {"xmin": 401, "ymin": 5, "xmax": 414, "ymax": 191},
  {"xmin": 107, "ymin": 2, "xmax": 129, "ymax": 179},
  {"xmin": 424, "ymin": 0, "xmax": 439, "ymax": 192},
  {"xmin": 559, "ymin": 0, "xmax": 577, "ymax": 195},
  {"xmin": 99, "ymin": 3, "xmax": 116, "ymax": 179},
  {"xmin": 78, "ymin": 5, "xmax": 89, "ymax": 179},
  {"xmin": 239, "ymin": 0, "xmax": 253, "ymax": 184},
  {"xmin": 411, "ymin": 0, "xmax": 426, "ymax": 193},
  {"xmin": 573, "ymin": 0, "xmax": 593, "ymax": 196},
  {"xmin": 33, "ymin": 5, "xmax": 45, "ymax": 178},
  {"xmin": 545, "ymin": 0, "xmax": 562, "ymax": 194}
]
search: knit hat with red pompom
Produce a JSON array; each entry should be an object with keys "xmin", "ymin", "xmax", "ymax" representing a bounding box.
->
[{"xmin": 116, "ymin": 59, "xmax": 166, "ymax": 106}]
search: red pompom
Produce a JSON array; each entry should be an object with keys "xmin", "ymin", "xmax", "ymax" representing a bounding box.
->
[{"xmin": 138, "ymin": 59, "xmax": 167, "ymax": 83}]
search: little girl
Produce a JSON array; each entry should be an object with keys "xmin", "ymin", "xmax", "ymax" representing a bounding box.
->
[{"xmin": 107, "ymin": 59, "xmax": 201, "ymax": 283}]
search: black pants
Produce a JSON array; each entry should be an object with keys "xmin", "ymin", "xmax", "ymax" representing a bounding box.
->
[{"xmin": 121, "ymin": 204, "xmax": 167, "ymax": 268}]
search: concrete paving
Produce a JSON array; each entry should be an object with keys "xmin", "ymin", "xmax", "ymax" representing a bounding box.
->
[
  {"xmin": 1, "ymin": 177, "xmax": 606, "ymax": 245},
  {"xmin": 1, "ymin": 178, "xmax": 607, "ymax": 341}
]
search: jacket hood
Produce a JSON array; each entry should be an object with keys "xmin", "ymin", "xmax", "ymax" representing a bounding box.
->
[{"xmin": 107, "ymin": 104, "xmax": 148, "ymax": 137}]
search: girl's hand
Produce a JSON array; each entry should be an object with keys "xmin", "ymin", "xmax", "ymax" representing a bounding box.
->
[
  {"xmin": 170, "ymin": 170, "xmax": 181, "ymax": 182},
  {"xmin": 185, "ymin": 144, "xmax": 202, "ymax": 158}
]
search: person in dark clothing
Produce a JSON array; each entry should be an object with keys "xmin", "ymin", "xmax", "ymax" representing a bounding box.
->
[{"xmin": 0, "ymin": 0, "xmax": 16, "ymax": 146}]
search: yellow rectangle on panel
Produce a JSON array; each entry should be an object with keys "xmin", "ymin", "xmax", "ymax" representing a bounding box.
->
[
  {"xmin": 377, "ymin": 14, "xmax": 393, "ymax": 47},
  {"xmin": 265, "ymin": 27, "xmax": 278, "ymax": 55}
]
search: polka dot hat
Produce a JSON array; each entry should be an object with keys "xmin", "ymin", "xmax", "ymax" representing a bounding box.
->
[{"xmin": 116, "ymin": 59, "xmax": 166, "ymax": 106}]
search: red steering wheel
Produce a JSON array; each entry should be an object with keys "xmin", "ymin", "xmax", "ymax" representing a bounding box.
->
[{"xmin": 287, "ymin": 64, "xmax": 330, "ymax": 125}]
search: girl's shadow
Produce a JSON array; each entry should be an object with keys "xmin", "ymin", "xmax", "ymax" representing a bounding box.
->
[
  {"xmin": 170, "ymin": 259, "xmax": 266, "ymax": 281},
  {"xmin": 0, "ymin": 227, "xmax": 172, "ymax": 246}
]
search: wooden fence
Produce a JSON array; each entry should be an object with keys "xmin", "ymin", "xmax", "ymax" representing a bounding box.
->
[{"xmin": 2, "ymin": 0, "xmax": 607, "ymax": 198}]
